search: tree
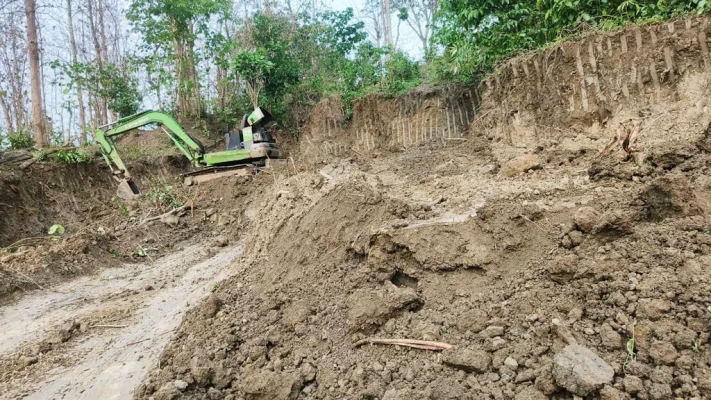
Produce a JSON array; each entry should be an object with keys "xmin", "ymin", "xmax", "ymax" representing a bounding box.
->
[
  {"xmin": 394, "ymin": 0, "xmax": 437, "ymax": 56},
  {"xmin": 66, "ymin": 0, "xmax": 87, "ymax": 143},
  {"xmin": 24, "ymin": 0, "xmax": 47, "ymax": 147},
  {"xmin": 127, "ymin": 0, "xmax": 230, "ymax": 119}
]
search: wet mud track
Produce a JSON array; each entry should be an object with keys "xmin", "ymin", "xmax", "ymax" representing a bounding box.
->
[{"xmin": 0, "ymin": 242, "xmax": 241, "ymax": 399}]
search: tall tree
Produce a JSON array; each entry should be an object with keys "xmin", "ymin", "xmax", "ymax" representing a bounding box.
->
[
  {"xmin": 127, "ymin": 0, "xmax": 229, "ymax": 119},
  {"xmin": 395, "ymin": 0, "xmax": 437, "ymax": 56},
  {"xmin": 24, "ymin": 0, "xmax": 47, "ymax": 147},
  {"xmin": 381, "ymin": 0, "xmax": 393, "ymax": 48},
  {"xmin": 67, "ymin": 0, "xmax": 88, "ymax": 143}
]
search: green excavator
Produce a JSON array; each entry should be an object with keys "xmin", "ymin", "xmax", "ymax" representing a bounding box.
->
[{"xmin": 96, "ymin": 108, "xmax": 280, "ymax": 200}]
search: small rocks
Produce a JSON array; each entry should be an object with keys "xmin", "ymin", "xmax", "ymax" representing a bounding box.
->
[
  {"xmin": 623, "ymin": 375, "xmax": 644, "ymax": 394},
  {"xmin": 485, "ymin": 337, "xmax": 507, "ymax": 352},
  {"xmin": 504, "ymin": 357, "xmax": 519, "ymax": 370},
  {"xmin": 173, "ymin": 380, "xmax": 189, "ymax": 391},
  {"xmin": 552, "ymin": 344, "xmax": 614, "ymax": 396},
  {"xmin": 574, "ymin": 207, "xmax": 599, "ymax": 233},
  {"xmin": 442, "ymin": 347, "xmax": 491, "ymax": 373},
  {"xmin": 480, "ymin": 325, "xmax": 505, "ymax": 338},
  {"xmin": 500, "ymin": 154, "xmax": 542, "ymax": 178},
  {"xmin": 161, "ymin": 214, "xmax": 180, "ymax": 226}
]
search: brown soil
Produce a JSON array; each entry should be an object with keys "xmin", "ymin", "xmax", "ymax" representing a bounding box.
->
[{"xmin": 3, "ymin": 16, "xmax": 711, "ymax": 400}]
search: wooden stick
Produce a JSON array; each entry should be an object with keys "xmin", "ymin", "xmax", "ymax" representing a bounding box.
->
[
  {"xmin": 139, "ymin": 204, "xmax": 189, "ymax": 226},
  {"xmin": 354, "ymin": 338, "xmax": 454, "ymax": 351}
]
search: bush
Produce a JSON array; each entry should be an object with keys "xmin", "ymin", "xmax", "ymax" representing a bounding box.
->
[{"xmin": 7, "ymin": 129, "xmax": 34, "ymax": 150}]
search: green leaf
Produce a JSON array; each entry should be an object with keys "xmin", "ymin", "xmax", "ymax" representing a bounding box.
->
[{"xmin": 48, "ymin": 224, "xmax": 65, "ymax": 235}]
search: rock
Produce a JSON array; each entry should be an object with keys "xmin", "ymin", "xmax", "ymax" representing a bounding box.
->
[
  {"xmin": 534, "ymin": 365, "xmax": 557, "ymax": 395},
  {"xmin": 161, "ymin": 214, "xmax": 180, "ymax": 226},
  {"xmin": 552, "ymin": 344, "xmax": 614, "ymax": 396},
  {"xmin": 568, "ymin": 230, "xmax": 584, "ymax": 247},
  {"xmin": 547, "ymin": 254, "xmax": 577, "ymax": 282},
  {"xmin": 173, "ymin": 380, "xmax": 189, "ymax": 391},
  {"xmin": 649, "ymin": 341, "xmax": 677, "ymax": 365},
  {"xmin": 480, "ymin": 325, "xmax": 505, "ymax": 338},
  {"xmin": 599, "ymin": 323, "xmax": 621, "ymax": 349},
  {"xmin": 207, "ymin": 387, "xmax": 223, "ymax": 400},
  {"xmin": 500, "ymin": 154, "xmax": 542, "ymax": 178},
  {"xmin": 574, "ymin": 207, "xmax": 599, "ymax": 233},
  {"xmin": 205, "ymin": 208, "xmax": 216, "ymax": 217},
  {"xmin": 300, "ymin": 362, "xmax": 317, "ymax": 382},
  {"xmin": 513, "ymin": 386, "xmax": 547, "ymax": 400},
  {"xmin": 636, "ymin": 299, "xmax": 670, "ymax": 320},
  {"xmin": 623, "ymin": 375, "xmax": 644, "ymax": 394},
  {"xmin": 442, "ymin": 347, "xmax": 491, "ymax": 373},
  {"xmin": 485, "ymin": 337, "xmax": 507, "ymax": 352},
  {"xmin": 515, "ymin": 369, "xmax": 536, "ymax": 383},
  {"xmin": 504, "ymin": 357, "xmax": 519, "ymax": 370}
]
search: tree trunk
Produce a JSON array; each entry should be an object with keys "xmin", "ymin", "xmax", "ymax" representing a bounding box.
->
[
  {"xmin": 97, "ymin": 0, "xmax": 109, "ymax": 64},
  {"xmin": 171, "ymin": 18, "xmax": 201, "ymax": 119},
  {"xmin": 24, "ymin": 0, "xmax": 47, "ymax": 147},
  {"xmin": 0, "ymin": 92, "xmax": 15, "ymax": 133},
  {"xmin": 86, "ymin": 0, "xmax": 107, "ymax": 125},
  {"xmin": 67, "ymin": 0, "xmax": 87, "ymax": 144},
  {"xmin": 381, "ymin": 0, "xmax": 393, "ymax": 48}
]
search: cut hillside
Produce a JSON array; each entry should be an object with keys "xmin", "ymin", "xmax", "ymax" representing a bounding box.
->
[{"xmin": 134, "ymin": 16, "xmax": 711, "ymax": 400}]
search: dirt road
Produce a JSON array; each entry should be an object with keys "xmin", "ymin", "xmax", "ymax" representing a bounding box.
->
[{"xmin": 0, "ymin": 241, "xmax": 241, "ymax": 399}]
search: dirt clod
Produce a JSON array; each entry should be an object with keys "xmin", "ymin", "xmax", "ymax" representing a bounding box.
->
[{"xmin": 552, "ymin": 344, "xmax": 614, "ymax": 396}]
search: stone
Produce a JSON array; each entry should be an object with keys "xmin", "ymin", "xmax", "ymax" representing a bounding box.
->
[
  {"xmin": 173, "ymin": 380, "xmax": 189, "ymax": 391},
  {"xmin": 485, "ymin": 337, "xmax": 507, "ymax": 352},
  {"xmin": 504, "ymin": 357, "xmax": 519, "ymax": 370},
  {"xmin": 568, "ymin": 230, "xmax": 584, "ymax": 247},
  {"xmin": 481, "ymin": 325, "xmax": 506, "ymax": 338},
  {"xmin": 552, "ymin": 345, "xmax": 614, "ymax": 396},
  {"xmin": 442, "ymin": 347, "xmax": 491, "ymax": 373},
  {"xmin": 599, "ymin": 323, "xmax": 621, "ymax": 349},
  {"xmin": 574, "ymin": 207, "xmax": 599, "ymax": 233},
  {"xmin": 623, "ymin": 375, "xmax": 644, "ymax": 394},
  {"xmin": 500, "ymin": 154, "xmax": 542, "ymax": 178},
  {"xmin": 162, "ymin": 214, "xmax": 180, "ymax": 226},
  {"xmin": 649, "ymin": 341, "xmax": 678, "ymax": 365}
]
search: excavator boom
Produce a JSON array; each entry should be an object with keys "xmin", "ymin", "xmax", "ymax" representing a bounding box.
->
[{"xmin": 95, "ymin": 109, "xmax": 280, "ymax": 200}]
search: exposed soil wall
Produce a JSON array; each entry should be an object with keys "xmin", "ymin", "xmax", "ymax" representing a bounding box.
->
[
  {"xmin": 300, "ymin": 85, "xmax": 478, "ymax": 162},
  {"xmin": 476, "ymin": 17, "xmax": 711, "ymax": 164}
]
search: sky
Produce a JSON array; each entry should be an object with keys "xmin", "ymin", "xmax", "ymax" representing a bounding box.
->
[{"xmin": 323, "ymin": 0, "xmax": 425, "ymax": 59}]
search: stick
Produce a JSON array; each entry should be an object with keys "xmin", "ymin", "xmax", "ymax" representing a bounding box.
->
[
  {"xmin": 20, "ymin": 145, "xmax": 76, "ymax": 169},
  {"xmin": 90, "ymin": 324, "xmax": 128, "ymax": 329},
  {"xmin": 354, "ymin": 338, "xmax": 454, "ymax": 351},
  {"xmin": 139, "ymin": 204, "xmax": 189, "ymax": 226}
]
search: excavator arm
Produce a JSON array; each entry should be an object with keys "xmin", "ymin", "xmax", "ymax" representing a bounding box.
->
[{"xmin": 95, "ymin": 110, "xmax": 206, "ymax": 199}]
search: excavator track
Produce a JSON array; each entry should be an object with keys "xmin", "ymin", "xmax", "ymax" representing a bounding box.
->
[{"xmin": 181, "ymin": 163, "xmax": 264, "ymax": 186}]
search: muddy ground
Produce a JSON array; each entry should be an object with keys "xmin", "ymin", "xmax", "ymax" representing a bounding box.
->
[{"xmin": 3, "ymin": 16, "xmax": 711, "ymax": 400}]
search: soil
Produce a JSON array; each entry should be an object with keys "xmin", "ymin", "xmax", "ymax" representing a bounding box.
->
[{"xmin": 3, "ymin": 16, "xmax": 711, "ymax": 400}]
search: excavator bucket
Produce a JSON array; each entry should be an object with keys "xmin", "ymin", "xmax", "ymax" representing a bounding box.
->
[{"xmin": 116, "ymin": 179, "xmax": 140, "ymax": 200}]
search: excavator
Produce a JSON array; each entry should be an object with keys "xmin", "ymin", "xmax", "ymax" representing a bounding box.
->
[{"xmin": 96, "ymin": 108, "xmax": 280, "ymax": 200}]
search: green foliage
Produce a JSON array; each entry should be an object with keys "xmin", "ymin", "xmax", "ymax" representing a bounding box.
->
[
  {"xmin": 7, "ymin": 128, "xmax": 34, "ymax": 150},
  {"xmin": 47, "ymin": 224, "xmax": 65, "ymax": 235},
  {"xmin": 434, "ymin": 0, "xmax": 711, "ymax": 80},
  {"xmin": 51, "ymin": 61, "xmax": 142, "ymax": 118},
  {"xmin": 53, "ymin": 148, "xmax": 92, "ymax": 164},
  {"xmin": 146, "ymin": 185, "xmax": 183, "ymax": 209}
]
